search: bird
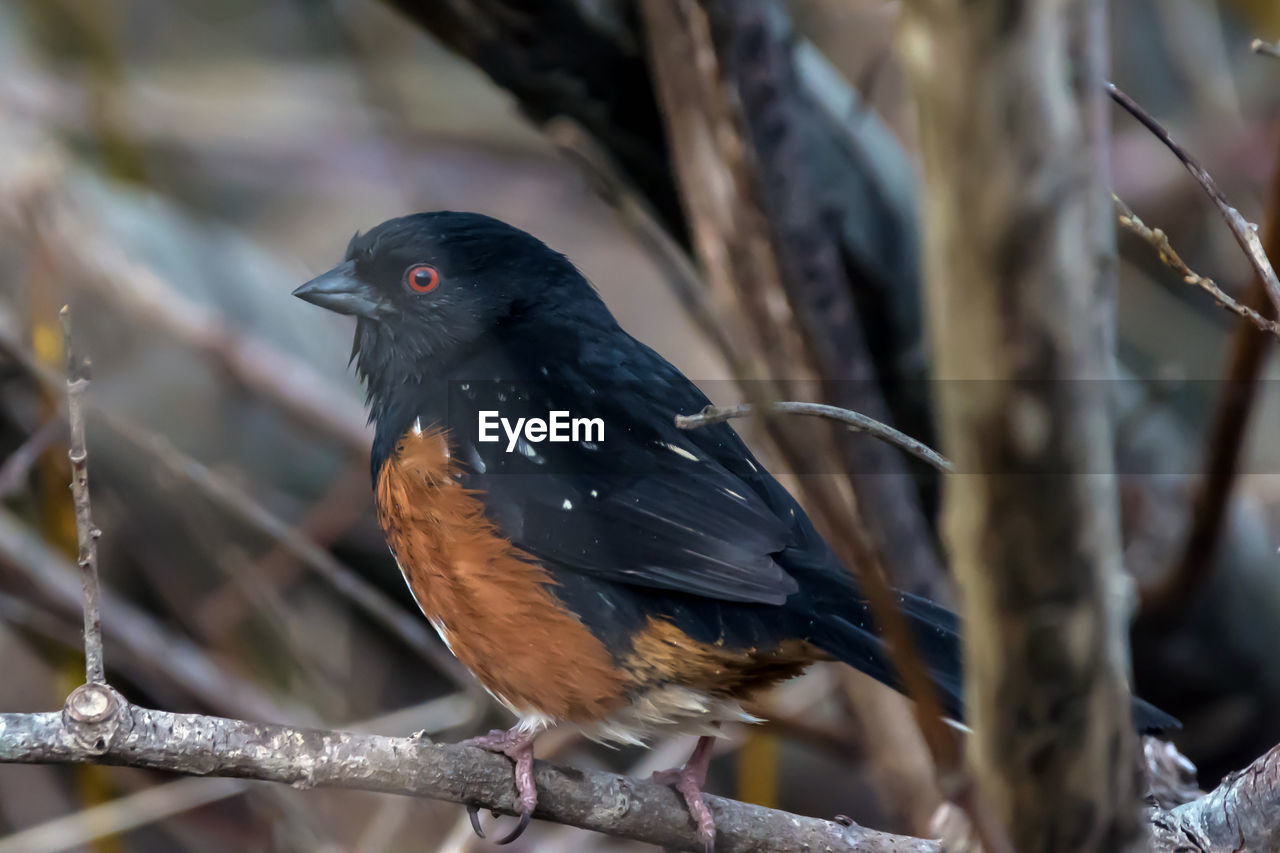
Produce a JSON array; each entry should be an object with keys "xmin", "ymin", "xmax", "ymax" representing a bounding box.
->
[{"xmin": 294, "ymin": 211, "xmax": 1177, "ymax": 850}]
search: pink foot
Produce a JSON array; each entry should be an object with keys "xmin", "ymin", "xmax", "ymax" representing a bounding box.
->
[
  {"xmin": 462, "ymin": 727, "xmax": 538, "ymax": 844},
  {"xmin": 652, "ymin": 735, "xmax": 718, "ymax": 852}
]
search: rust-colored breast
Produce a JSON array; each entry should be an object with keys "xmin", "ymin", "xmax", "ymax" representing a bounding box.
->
[{"xmin": 374, "ymin": 427, "xmax": 627, "ymax": 724}]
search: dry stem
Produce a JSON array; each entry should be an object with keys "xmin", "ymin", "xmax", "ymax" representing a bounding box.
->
[
  {"xmin": 59, "ymin": 306, "xmax": 105, "ymax": 685},
  {"xmin": 676, "ymin": 402, "xmax": 953, "ymax": 473}
]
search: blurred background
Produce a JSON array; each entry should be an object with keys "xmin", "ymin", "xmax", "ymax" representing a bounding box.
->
[{"xmin": 1, "ymin": 0, "xmax": 1279, "ymax": 850}]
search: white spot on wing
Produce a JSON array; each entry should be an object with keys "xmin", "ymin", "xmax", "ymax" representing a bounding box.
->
[
  {"xmin": 412, "ymin": 417, "xmax": 423, "ymax": 436},
  {"xmin": 562, "ymin": 499, "xmax": 573, "ymax": 510},
  {"xmin": 662, "ymin": 442, "xmax": 699, "ymax": 462}
]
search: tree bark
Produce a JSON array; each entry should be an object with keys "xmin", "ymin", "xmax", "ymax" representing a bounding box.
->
[
  {"xmin": 0, "ymin": 685, "xmax": 937, "ymax": 853},
  {"xmin": 901, "ymin": 0, "xmax": 1143, "ymax": 851}
]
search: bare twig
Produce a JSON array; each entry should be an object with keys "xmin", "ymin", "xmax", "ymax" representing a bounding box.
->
[
  {"xmin": 59, "ymin": 306, "xmax": 105, "ymax": 685},
  {"xmin": 1151, "ymin": 101, "xmax": 1280, "ymax": 617},
  {"xmin": 1114, "ymin": 195, "xmax": 1280, "ymax": 337},
  {"xmin": 0, "ymin": 417, "xmax": 65, "ymax": 499},
  {"xmin": 1107, "ymin": 82, "xmax": 1280, "ymax": 321},
  {"xmin": 1252, "ymin": 38, "xmax": 1280, "ymax": 59},
  {"xmin": 0, "ymin": 686, "xmax": 938, "ymax": 853},
  {"xmin": 676, "ymin": 401, "xmax": 953, "ymax": 473}
]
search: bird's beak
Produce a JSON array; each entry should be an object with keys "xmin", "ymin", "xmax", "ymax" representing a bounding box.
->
[{"xmin": 292, "ymin": 260, "xmax": 388, "ymax": 317}]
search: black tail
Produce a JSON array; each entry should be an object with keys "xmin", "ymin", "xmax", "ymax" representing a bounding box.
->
[{"xmin": 807, "ymin": 590, "xmax": 1179, "ymax": 735}]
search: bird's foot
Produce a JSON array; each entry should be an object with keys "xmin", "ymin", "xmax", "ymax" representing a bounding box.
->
[
  {"xmin": 461, "ymin": 727, "xmax": 537, "ymax": 845},
  {"xmin": 652, "ymin": 735, "xmax": 717, "ymax": 852}
]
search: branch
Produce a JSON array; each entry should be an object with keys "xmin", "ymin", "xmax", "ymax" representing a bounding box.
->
[
  {"xmin": 675, "ymin": 402, "xmax": 953, "ymax": 473},
  {"xmin": 0, "ymin": 686, "xmax": 937, "ymax": 853},
  {"xmin": 1251, "ymin": 38, "xmax": 1280, "ymax": 59},
  {"xmin": 1137, "ymin": 91, "xmax": 1280, "ymax": 619},
  {"xmin": 1114, "ymin": 195, "xmax": 1280, "ymax": 337},
  {"xmin": 4, "ymin": 684, "xmax": 1278, "ymax": 852},
  {"xmin": 903, "ymin": 2, "xmax": 1143, "ymax": 851},
  {"xmin": 0, "ymin": 416, "xmax": 65, "ymax": 499},
  {"xmin": 1150, "ymin": 742, "xmax": 1280, "ymax": 851},
  {"xmin": 59, "ymin": 306, "xmax": 105, "ymax": 685},
  {"xmin": 1107, "ymin": 82, "xmax": 1280, "ymax": 323}
]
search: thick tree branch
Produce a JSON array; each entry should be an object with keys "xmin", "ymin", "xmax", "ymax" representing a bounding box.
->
[
  {"xmin": 902, "ymin": 1, "xmax": 1143, "ymax": 851},
  {"xmin": 0, "ymin": 686, "xmax": 936, "ymax": 853},
  {"xmin": 3, "ymin": 685, "xmax": 1278, "ymax": 852},
  {"xmin": 1150, "ymin": 742, "xmax": 1280, "ymax": 852}
]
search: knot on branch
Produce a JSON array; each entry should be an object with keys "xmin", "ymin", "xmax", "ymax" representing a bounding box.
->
[{"xmin": 62, "ymin": 683, "xmax": 129, "ymax": 755}]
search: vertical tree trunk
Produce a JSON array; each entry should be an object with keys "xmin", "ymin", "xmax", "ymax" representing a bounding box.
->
[{"xmin": 901, "ymin": 1, "xmax": 1143, "ymax": 851}]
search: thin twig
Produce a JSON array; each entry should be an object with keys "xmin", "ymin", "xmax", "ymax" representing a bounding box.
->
[
  {"xmin": 59, "ymin": 306, "xmax": 105, "ymax": 685},
  {"xmin": 1150, "ymin": 101, "xmax": 1280, "ymax": 617},
  {"xmin": 0, "ymin": 416, "xmax": 65, "ymax": 498},
  {"xmin": 1107, "ymin": 82, "xmax": 1280, "ymax": 322},
  {"xmin": 676, "ymin": 402, "xmax": 953, "ymax": 473},
  {"xmin": 1252, "ymin": 38, "xmax": 1280, "ymax": 59},
  {"xmin": 1113, "ymin": 195, "xmax": 1280, "ymax": 337}
]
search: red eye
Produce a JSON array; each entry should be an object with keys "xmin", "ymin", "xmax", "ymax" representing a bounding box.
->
[{"xmin": 404, "ymin": 264, "xmax": 439, "ymax": 293}]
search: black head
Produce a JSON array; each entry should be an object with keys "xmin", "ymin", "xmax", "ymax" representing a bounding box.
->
[{"xmin": 294, "ymin": 211, "xmax": 600, "ymax": 406}]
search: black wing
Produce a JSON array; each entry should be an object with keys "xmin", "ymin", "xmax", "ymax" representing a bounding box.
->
[{"xmin": 441, "ymin": 335, "xmax": 802, "ymax": 605}]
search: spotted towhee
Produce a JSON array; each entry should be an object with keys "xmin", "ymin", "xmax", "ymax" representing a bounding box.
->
[{"xmin": 294, "ymin": 211, "xmax": 1176, "ymax": 849}]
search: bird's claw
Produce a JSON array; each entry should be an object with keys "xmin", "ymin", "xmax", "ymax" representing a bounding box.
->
[
  {"xmin": 467, "ymin": 803, "xmax": 485, "ymax": 839},
  {"xmin": 461, "ymin": 727, "xmax": 539, "ymax": 844},
  {"xmin": 496, "ymin": 811, "xmax": 532, "ymax": 844},
  {"xmin": 653, "ymin": 735, "xmax": 718, "ymax": 851},
  {"xmin": 466, "ymin": 804, "xmax": 532, "ymax": 844}
]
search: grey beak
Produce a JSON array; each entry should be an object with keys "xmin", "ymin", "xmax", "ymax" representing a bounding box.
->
[{"xmin": 293, "ymin": 260, "xmax": 386, "ymax": 317}]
